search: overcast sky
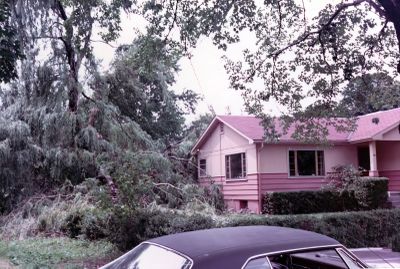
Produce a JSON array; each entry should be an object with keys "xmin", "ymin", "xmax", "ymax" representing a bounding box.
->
[{"xmin": 93, "ymin": 1, "xmax": 338, "ymax": 120}]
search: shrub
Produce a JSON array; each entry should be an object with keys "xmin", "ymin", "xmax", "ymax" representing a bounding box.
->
[
  {"xmin": 355, "ymin": 177, "xmax": 389, "ymax": 209},
  {"xmin": 108, "ymin": 208, "xmax": 214, "ymax": 251},
  {"xmin": 262, "ymin": 177, "xmax": 389, "ymax": 214},
  {"xmin": 262, "ymin": 190, "xmax": 358, "ymax": 214},
  {"xmin": 61, "ymin": 212, "xmax": 84, "ymax": 238},
  {"xmin": 326, "ymin": 165, "xmax": 362, "ymax": 191},
  {"xmin": 221, "ymin": 209, "xmax": 400, "ymax": 248}
]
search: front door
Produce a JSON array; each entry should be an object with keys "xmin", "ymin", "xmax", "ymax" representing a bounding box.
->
[{"xmin": 358, "ymin": 147, "xmax": 370, "ymax": 175}]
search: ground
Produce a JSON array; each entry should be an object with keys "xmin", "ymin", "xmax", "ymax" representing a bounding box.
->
[{"xmin": 0, "ymin": 258, "xmax": 15, "ymax": 269}]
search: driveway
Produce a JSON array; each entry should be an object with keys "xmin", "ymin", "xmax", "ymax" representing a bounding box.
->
[{"xmin": 351, "ymin": 248, "xmax": 400, "ymax": 268}]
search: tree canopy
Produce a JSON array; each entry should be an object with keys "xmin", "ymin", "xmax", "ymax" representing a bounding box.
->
[
  {"xmin": 144, "ymin": 0, "xmax": 400, "ymax": 140},
  {"xmin": 106, "ymin": 35, "xmax": 199, "ymax": 141},
  {"xmin": 0, "ymin": 1, "xmax": 23, "ymax": 83},
  {"xmin": 337, "ymin": 72, "xmax": 400, "ymax": 116}
]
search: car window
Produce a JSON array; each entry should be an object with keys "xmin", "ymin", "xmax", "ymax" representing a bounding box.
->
[
  {"xmin": 337, "ymin": 249, "xmax": 365, "ymax": 269},
  {"xmin": 268, "ymin": 249, "xmax": 364, "ymax": 269},
  {"xmin": 101, "ymin": 243, "xmax": 192, "ymax": 269},
  {"xmin": 244, "ymin": 256, "xmax": 272, "ymax": 269}
]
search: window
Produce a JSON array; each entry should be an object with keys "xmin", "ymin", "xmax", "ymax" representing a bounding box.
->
[
  {"xmin": 289, "ymin": 150, "xmax": 324, "ymax": 176},
  {"xmin": 239, "ymin": 200, "xmax": 248, "ymax": 209},
  {"xmin": 226, "ymin": 153, "xmax": 246, "ymax": 179},
  {"xmin": 268, "ymin": 249, "xmax": 364, "ymax": 269},
  {"xmin": 244, "ymin": 257, "xmax": 272, "ymax": 269},
  {"xmin": 199, "ymin": 159, "xmax": 206, "ymax": 177},
  {"xmin": 102, "ymin": 243, "xmax": 192, "ymax": 269}
]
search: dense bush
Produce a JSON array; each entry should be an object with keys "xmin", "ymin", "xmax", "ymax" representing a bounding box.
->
[
  {"xmin": 262, "ymin": 177, "xmax": 389, "ymax": 214},
  {"xmin": 108, "ymin": 208, "xmax": 214, "ymax": 251},
  {"xmin": 262, "ymin": 190, "xmax": 356, "ymax": 214},
  {"xmin": 356, "ymin": 177, "xmax": 389, "ymax": 209},
  {"xmin": 222, "ymin": 209, "xmax": 400, "ymax": 248},
  {"xmin": 110, "ymin": 208, "xmax": 400, "ymax": 250}
]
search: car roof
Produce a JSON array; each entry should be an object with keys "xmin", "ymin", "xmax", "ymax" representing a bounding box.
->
[{"xmin": 147, "ymin": 226, "xmax": 342, "ymax": 269}]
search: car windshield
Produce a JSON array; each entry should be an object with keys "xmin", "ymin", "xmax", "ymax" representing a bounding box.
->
[{"xmin": 101, "ymin": 243, "xmax": 192, "ymax": 269}]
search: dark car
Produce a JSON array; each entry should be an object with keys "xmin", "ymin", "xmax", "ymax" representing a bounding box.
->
[{"xmin": 100, "ymin": 226, "xmax": 368, "ymax": 269}]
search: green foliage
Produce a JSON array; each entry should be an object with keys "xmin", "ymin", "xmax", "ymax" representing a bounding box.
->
[
  {"xmin": 325, "ymin": 165, "xmax": 363, "ymax": 191},
  {"xmin": 107, "ymin": 35, "xmax": 199, "ymax": 141},
  {"xmin": 108, "ymin": 208, "xmax": 214, "ymax": 251},
  {"xmin": 262, "ymin": 190, "xmax": 357, "ymax": 215},
  {"xmin": 337, "ymin": 73, "xmax": 400, "ymax": 116},
  {"xmin": 356, "ymin": 177, "xmax": 389, "ymax": 209},
  {"xmin": 146, "ymin": 0, "xmax": 400, "ymax": 141},
  {"xmin": 262, "ymin": 177, "xmax": 389, "ymax": 215},
  {"xmin": 0, "ymin": 237, "xmax": 116, "ymax": 268},
  {"xmin": 223, "ymin": 209, "xmax": 400, "ymax": 248},
  {"xmin": 326, "ymin": 165, "xmax": 389, "ymax": 209},
  {"xmin": 0, "ymin": 1, "xmax": 24, "ymax": 83}
]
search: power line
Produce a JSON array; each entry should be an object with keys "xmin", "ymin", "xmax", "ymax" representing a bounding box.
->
[{"xmin": 188, "ymin": 57, "xmax": 216, "ymax": 115}]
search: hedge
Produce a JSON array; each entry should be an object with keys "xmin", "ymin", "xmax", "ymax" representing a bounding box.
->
[
  {"xmin": 262, "ymin": 177, "xmax": 389, "ymax": 214},
  {"xmin": 105, "ymin": 208, "xmax": 400, "ymax": 250},
  {"xmin": 357, "ymin": 177, "xmax": 389, "ymax": 209},
  {"xmin": 221, "ymin": 209, "xmax": 400, "ymax": 249}
]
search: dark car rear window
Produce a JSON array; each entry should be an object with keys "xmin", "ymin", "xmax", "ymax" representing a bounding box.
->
[{"xmin": 102, "ymin": 243, "xmax": 192, "ymax": 269}]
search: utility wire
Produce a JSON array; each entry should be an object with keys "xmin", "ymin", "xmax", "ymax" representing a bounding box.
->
[{"xmin": 188, "ymin": 57, "xmax": 216, "ymax": 115}]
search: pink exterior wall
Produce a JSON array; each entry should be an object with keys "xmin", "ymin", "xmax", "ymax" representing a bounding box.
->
[
  {"xmin": 197, "ymin": 124, "xmax": 259, "ymax": 213},
  {"xmin": 198, "ymin": 174, "xmax": 260, "ymax": 213},
  {"xmin": 381, "ymin": 126, "xmax": 400, "ymax": 141},
  {"xmin": 258, "ymin": 144, "xmax": 358, "ymax": 193},
  {"xmin": 198, "ymin": 123, "xmax": 257, "ymax": 177},
  {"xmin": 260, "ymin": 173, "xmax": 327, "ymax": 193},
  {"xmin": 377, "ymin": 141, "xmax": 400, "ymax": 191},
  {"xmin": 197, "ymin": 122, "xmax": 400, "ymax": 211}
]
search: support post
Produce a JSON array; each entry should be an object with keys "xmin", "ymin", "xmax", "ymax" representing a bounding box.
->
[{"xmin": 369, "ymin": 141, "xmax": 379, "ymax": 176}]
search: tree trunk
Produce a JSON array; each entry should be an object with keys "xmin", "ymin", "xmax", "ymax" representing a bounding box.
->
[{"xmin": 55, "ymin": 0, "xmax": 79, "ymax": 112}]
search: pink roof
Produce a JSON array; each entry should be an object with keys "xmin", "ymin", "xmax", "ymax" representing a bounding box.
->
[
  {"xmin": 349, "ymin": 108, "xmax": 400, "ymax": 142},
  {"xmin": 192, "ymin": 108, "xmax": 400, "ymax": 153},
  {"xmin": 218, "ymin": 115, "xmax": 351, "ymax": 142}
]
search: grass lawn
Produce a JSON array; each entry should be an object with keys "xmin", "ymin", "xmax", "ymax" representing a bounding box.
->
[{"xmin": 0, "ymin": 237, "xmax": 120, "ymax": 268}]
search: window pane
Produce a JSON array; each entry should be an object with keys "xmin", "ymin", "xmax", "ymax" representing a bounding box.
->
[
  {"xmin": 244, "ymin": 257, "xmax": 272, "ymax": 269},
  {"xmin": 199, "ymin": 159, "xmax": 206, "ymax": 177},
  {"xmin": 297, "ymin": 150, "xmax": 316, "ymax": 176},
  {"xmin": 317, "ymin": 151, "xmax": 325, "ymax": 176},
  {"xmin": 269, "ymin": 249, "xmax": 350, "ymax": 269},
  {"xmin": 337, "ymin": 249, "xmax": 365, "ymax": 268},
  {"xmin": 102, "ymin": 243, "xmax": 192, "ymax": 269},
  {"xmin": 230, "ymin": 153, "xmax": 243, "ymax": 178},
  {"xmin": 289, "ymin": 151, "xmax": 295, "ymax": 176},
  {"xmin": 225, "ymin": 153, "xmax": 246, "ymax": 179},
  {"xmin": 242, "ymin": 153, "xmax": 246, "ymax": 177},
  {"xmin": 225, "ymin": 156, "xmax": 230, "ymax": 178}
]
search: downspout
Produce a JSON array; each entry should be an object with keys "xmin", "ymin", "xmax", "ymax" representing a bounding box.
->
[{"xmin": 257, "ymin": 142, "xmax": 265, "ymax": 214}]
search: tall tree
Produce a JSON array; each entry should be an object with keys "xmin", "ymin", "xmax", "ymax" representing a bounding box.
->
[
  {"xmin": 337, "ymin": 73, "xmax": 400, "ymax": 116},
  {"xmin": 0, "ymin": 1, "xmax": 23, "ymax": 83},
  {"xmin": 10, "ymin": 0, "xmax": 133, "ymax": 112},
  {"xmin": 106, "ymin": 35, "xmax": 199, "ymax": 141}
]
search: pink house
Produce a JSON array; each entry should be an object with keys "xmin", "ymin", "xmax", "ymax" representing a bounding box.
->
[{"xmin": 191, "ymin": 108, "xmax": 400, "ymax": 213}]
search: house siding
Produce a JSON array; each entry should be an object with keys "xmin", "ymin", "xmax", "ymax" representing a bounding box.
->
[
  {"xmin": 193, "ymin": 113, "xmax": 400, "ymax": 213},
  {"xmin": 258, "ymin": 144, "xmax": 357, "ymax": 193},
  {"xmin": 260, "ymin": 173, "xmax": 327, "ymax": 193},
  {"xmin": 199, "ymin": 174, "xmax": 259, "ymax": 212},
  {"xmin": 379, "ymin": 171, "xmax": 400, "ymax": 192},
  {"xmin": 381, "ymin": 126, "xmax": 400, "ymax": 140},
  {"xmin": 377, "ymin": 141, "xmax": 400, "ymax": 191},
  {"xmin": 197, "ymin": 123, "xmax": 259, "ymax": 212}
]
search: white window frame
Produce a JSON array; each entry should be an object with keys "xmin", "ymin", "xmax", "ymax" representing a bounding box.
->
[
  {"xmin": 225, "ymin": 152, "xmax": 246, "ymax": 180},
  {"xmin": 288, "ymin": 149, "xmax": 325, "ymax": 177},
  {"xmin": 198, "ymin": 159, "xmax": 207, "ymax": 177}
]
